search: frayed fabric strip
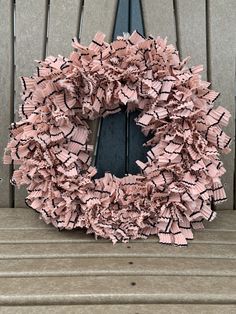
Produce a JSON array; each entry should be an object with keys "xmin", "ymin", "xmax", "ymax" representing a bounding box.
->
[{"xmin": 4, "ymin": 31, "xmax": 231, "ymax": 246}]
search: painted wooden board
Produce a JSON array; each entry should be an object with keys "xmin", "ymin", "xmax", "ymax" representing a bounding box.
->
[
  {"xmin": 208, "ymin": 0, "xmax": 236, "ymax": 210},
  {"xmin": 79, "ymin": 0, "xmax": 118, "ymax": 162},
  {"xmin": 95, "ymin": 108, "xmax": 127, "ymax": 178},
  {"xmin": 1, "ymin": 305, "xmax": 236, "ymax": 314},
  {"xmin": 46, "ymin": 0, "xmax": 82, "ymax": 57},
  {"xmin": 0, "ymin": 0, "xmax": 14, "ymax": 207},
  {"xmin": 14, "ymin": 0, "xmax": 48, "ymax": 207},
  {"xmin": 141, "ymin": 0, "xmax": 176, "ymax": 44},
  {"xmin": 0, "ymin": 257, "xmax": 235, "ymax": 277},
  {"xmin": 79, "ymin": 0, "xmax": 118, "ymax": 46},
  {"xmin": 175, "ymin": 0, "xmax": 207, "ymax": 80},
  {"xmin": 94, "ymin": 0, "xmax": 128, "ymax": 178},
  {"xmin": 0, "ymin": 242, "xmax": 235, "ymax": 259},
  {"xmin": 127, "ymin": 0, "xmax": 150, "ymax": 174},
  {"xmin": 0, "ymin": 208, "xmax": 235, "ymax": 231},
  {"xmin": 0, "ymin": 228, "xmax": 235, "ymax": 244},
  {"xmin": 0, "ymin": 275, "xmax": 235, "ymax": 305}
]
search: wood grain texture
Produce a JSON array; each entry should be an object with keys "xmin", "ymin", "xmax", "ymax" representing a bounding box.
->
[
  {"xmin": 207, "ymin": 0, "xmax": 236, "ymax": 210},
  {"xmin": 175, "ymin": 0, "xmax": 207, "ymax": 80},
  {"xmin": 0, "ymin": 0, "xmax": 14, "ymax": 207},
  {"xmin": 0, "ymin": 257, "xmax": 235, "ymax": 277},
  {"xmin": 46, "ymin": 0, "xmax": 82, "ymax": 56},
  {"xmin": 79, "ymin": 0, "xmax": 118, "ymax": 156},
  {"xmin": 141, "ymin": 0, "xmax": 176, "ymax": 44},
  {"xmin": 0, "ymin": 242, "xmax": 236, "ymax": 259},
  {"xmin": 0, "ymin": 209, "xmax": 235, "ymax": 307},
  {"xmin": 0, "ymin": 305, "xmax": 236, "ymax": 314},
  {"xmin": 0, "ymin": 275, "xmax": 235, "ymax": 305},
  {"xmin": 14, "ymin": 0, "xmax": 48, "ymax": 207}
]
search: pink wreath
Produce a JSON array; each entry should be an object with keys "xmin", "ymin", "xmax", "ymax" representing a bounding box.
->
[{"xmin": 4, "ymin": 31, "xmax": 231, "ymax": 246}]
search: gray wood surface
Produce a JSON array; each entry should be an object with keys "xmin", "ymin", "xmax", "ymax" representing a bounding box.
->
[
  {"xmin": 14, "ymin": 0, "xmax": 48, "ymax": 207},
  {"xmin": 0, "ymin": 275, "xmax": 235, "ymax": 305},
  {"xmin": 141, "ymin": 0, "xmax": 176, "ymax": 44},
  {"xmin": 175, "ymin": 0, "xmax": 207, "ymax": 80},
  {"xmin": 46, "ymin": 0, "xmax": 82, "ymax": 57},
  {"xmin": 0, "ymin": 209, "xmax": 235, "ymax": 306},
  {"xmin": 207, "ymin": 0, "xmax": 236, "ymax": 210},
  {"xmin": 0, "ymin": 0, "xmax": 14, "ymax": 207},
  {"xmin": 0, "ymin": 305, "xmax": 236, "ymax": 314},
  {"xmin": 0, "ymin": 304, "xmax": 236, "ymax": 314},
  {"xmin": 0, "ymin": 257, "xmax": 235, "ymax": 277},
  {"xmin": 1, "ymin": 242, "xmax": 235, "ymax": 259}
]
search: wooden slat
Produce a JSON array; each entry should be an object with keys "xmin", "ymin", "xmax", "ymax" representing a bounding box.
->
[
  {"xmin": 0, "ymin": 275, "xmax": 235, "ymax": 305},
  {"xmin": 208, "ymin": 0, "xmax": 236, "ymax": 209},
  {"xmin": 79, "ymin": 0, "xmax": 118, "ymax": 157},
  {"xmin": 46, "ymin": 0, "xmax": 82, "ymax": 56},
  {"xmin": 175, "ymin": 0, "xmax": 207, "ymax": 80},
  {"xmin": 0, "ymin": 0, "xmax": 14, "ymax": 207},
  {"xmin": 0, "ymin": 228, "xmax": 236, "ymax": 244},
  {"xmin": 1, "ymin": 304, "xmax": 236, "ymax": 314},
  {"xmin": 0, "ymin": 208, "xmax": 235, "ymax": 231},
  {"xmin": 141, "ymin": 0, "xmax": 176, "ymax": 44},
  {"xmin": 95, "ymin": 108, "xmax": 127, "ymax": 177},
  {"xmin": 0, "ymin": 256, "xmax": 235, "ymax": 277},
  {"xmin": 14, "ymin": 0, "xmax": 48, "ymax": 207},
  {"xmin": 94, "ymin": 0, "xmax": 128, "ymax": 178},
  {"xmin": 0, "ymin": 242, "xmax": 235, "ymax": 259},
  {"xmin": 127, "ymin": 0, "xmax": 150, "ymax": 175},
  {"xmin": 79, "ymin": 0, "xmax": 118, "ymax": 46}
]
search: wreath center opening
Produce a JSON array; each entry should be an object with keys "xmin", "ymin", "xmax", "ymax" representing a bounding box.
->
[{"xmin": 94, "ymin": 106, "xmax": 150, "ymax": 179}]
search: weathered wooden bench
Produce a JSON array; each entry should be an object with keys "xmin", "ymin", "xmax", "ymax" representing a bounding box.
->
[{"xmin": 0, "ymin": 0, "xmax": 236, "ymax": 312}]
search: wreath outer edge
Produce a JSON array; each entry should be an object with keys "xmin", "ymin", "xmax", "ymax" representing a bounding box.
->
[{"xmin": 3, "ymin": 31, "xmax": 232, "ymax": 246}]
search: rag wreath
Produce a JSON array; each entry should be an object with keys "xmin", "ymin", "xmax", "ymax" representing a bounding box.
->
[{"xmin": 4, "ymin": 31, "xmax": 231, "ymax": 246}]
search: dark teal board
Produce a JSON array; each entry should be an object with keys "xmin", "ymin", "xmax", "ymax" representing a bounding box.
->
[
  {"xmin": 94, "ymin": 0, "xmax": 129, "ymax": 178},
  {"xmin": 95, "ymin": 0, "xmax": 149, "ymax": 178},
  {"xmin": 127, "ymin": 0, "xmax": 149, "ymax": 174}
]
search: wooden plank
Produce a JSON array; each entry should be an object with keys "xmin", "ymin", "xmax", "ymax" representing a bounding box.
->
[
  {"xmin": 0, "ymin": 228, "xmax": 236, "ymax": 244},
  {"xmin": 0, "ymin": 0, "xmax": 14, "ymax": 207},
  {"xmin": 1, "ymin": 305, "xmax": 236, "ymax": 314},
  {"xmin": 0, "ymin": 242, "xmax": 235, "ymax": 259},
  {"xmin": 79, "ymin": 0, "xmax": 118, "ymax": 159},
  {"xmin": 79, "ymin": 0, "xmax": 118, "ymax": 46},
  {"xmin": 127, "ymin": 0, "xmax": 150, "ymax": 175},
  {"xmin": 46, "ymin": 0, "xmax": 82, "ymax": 56},
  {"xmin": 175, "ymin": 0, "xmax": 207, "ymax": 80},
  {"xmin": 94, "ymin": 0, "xmax": 128, "ymax": 178},
  {"xmin": 141, "ymin": 0, "xmax": 176, "ymax": 44},
  {"xmin": 208, "ymin": 0, "xmax": 236, "ymax": 209},
  {"xmin": 14, "ymin": 0, "xmax": 48, "ymax": 207},
  {"xmin": 95, "ymin": 108, "xmax": 127, "ymax": 178},
  {"xmin": 0, "ymin": 208, "xmax": 235, "ymax": 231},
  {"xmin": 0, "ymin": 275, "xmax": 235, "ymax": 305},
  {"xmin": 0, "ymin": 257, "xmax": 235, "ymax": 277}
]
